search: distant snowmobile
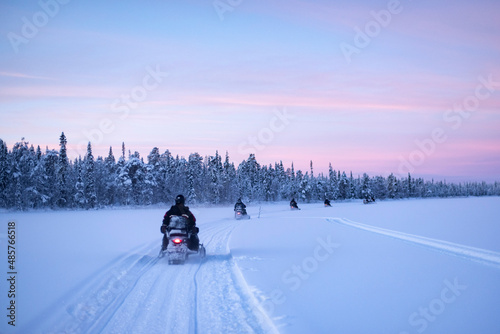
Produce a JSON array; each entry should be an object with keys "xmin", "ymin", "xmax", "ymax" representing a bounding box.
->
[
  {"xmin": 234, "ymin": 207, "xmax": 250, "ymax": 220},
  {"xmin": 290, "ymin": 199, "xmax": 300, "ymax": 210},
  {"xmin": 363, "ymin": 196, "xmax": 376, "ymax": 204},
  {"xmin": 234, "ymin": 199, "xmax": 250, "ymax": 220},
  {"xmin": 159, "ymin": 215, "xmax": 206, "ymax": 264}
]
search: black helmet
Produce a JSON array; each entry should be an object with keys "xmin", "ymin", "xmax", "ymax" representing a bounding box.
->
[
  {"xmin": 237, "ymin": 198, "xmax": 242, "ymax": 203},
  {"xmin": 175, "ymin": 194, "xmax": 185, "ymax": 205}
]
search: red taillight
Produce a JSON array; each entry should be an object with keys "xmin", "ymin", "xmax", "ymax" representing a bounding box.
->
[{"xmin": 173, "ymin": 238, "xmax": 182, "ymax": 244}]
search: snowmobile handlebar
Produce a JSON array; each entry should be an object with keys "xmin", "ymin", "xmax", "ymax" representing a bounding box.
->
[
  {"xmin": 166, "ymin": 226, "xmax": 187, "ymax": 232},
  {"xmin": 165, "ymin": 226, "xmax": 198, "ymax": 233}
]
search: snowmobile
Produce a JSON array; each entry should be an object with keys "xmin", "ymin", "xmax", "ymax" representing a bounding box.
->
[
  {"xmin": 363, "ymin": 196, "xmax": 376, "ymax": 204},
  {"xmin": 234, "ymin": 207, "xmax": 250, "ymax": 220},
  {"xmin": 159, "ymin": 216, "xmax": 206, "ymax": 264},
  {"xmin": 290, "ymin": 198, "xmax": 300, "ymax": 210}
]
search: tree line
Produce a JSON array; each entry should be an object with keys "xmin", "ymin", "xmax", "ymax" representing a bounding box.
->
[{"xmin": 0, "ymin": 133, "xmax": 499, "ymax": 210}]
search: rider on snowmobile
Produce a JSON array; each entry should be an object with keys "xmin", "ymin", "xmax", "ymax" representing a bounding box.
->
[
  {"xmin": 324, "ymin": 198, "xmax": 331, "ymax": 207},
  {"xmin": 161, "ymin": 194, "xmax": 199, "ymax": 251},
  {"xmin": 290, "ymin": 198, "xmax": 299, "ymax": 209},
  {"xmin": 234, "ymin": 198, "xmax": 247, "ymax": 215}
]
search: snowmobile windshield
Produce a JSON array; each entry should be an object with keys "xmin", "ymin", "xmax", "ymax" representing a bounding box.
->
[{"xmin": 169, "ymin": 216, "xmax": 189, "ymax": 230}]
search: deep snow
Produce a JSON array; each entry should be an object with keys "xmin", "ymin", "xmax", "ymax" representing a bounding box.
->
[{"xmin": 1, "ymin": 197, "xmax": 499, "ymax": 333}]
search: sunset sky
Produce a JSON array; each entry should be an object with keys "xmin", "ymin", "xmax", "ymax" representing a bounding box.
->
[{"xmin": 1, "ymin": 0, "xmax": 499, "ymax": 181}]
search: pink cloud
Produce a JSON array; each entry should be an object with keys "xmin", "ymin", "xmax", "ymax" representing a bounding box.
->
[{"xmin": 0, "ymin": 72, "xmax": 55, "ymax": 80}]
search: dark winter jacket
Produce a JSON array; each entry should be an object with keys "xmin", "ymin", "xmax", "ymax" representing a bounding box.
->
[
  {"xmin": 162, "ymin": 204, "xmax": 197, "ymax": 231},
  {"xmin": 234, "ymin": 202, "xmax": 246, "ymax": 210}
]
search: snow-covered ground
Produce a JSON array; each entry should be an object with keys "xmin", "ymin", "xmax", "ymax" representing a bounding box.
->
[{"xmin": 1, "ymin": 197, "xmax": 499, "ymax": 333}]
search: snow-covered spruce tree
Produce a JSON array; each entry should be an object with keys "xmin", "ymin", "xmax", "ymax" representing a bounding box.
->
[
  {"xmin": 387, "ymin": 173, "xmax": 397, "ymax": 199},
  {"xmin": 83, "ymin": 143, "xmax": 97, "ymax": 209},
  {"xmin": 296, "ymin": 170, "xmax": 306, "ymax": 202},
  {"xmin": 103, "ymin": 147, "xmax": 117, "ymax": 206},
  {"xmin": 237, "ymin": 154, "xmax": 261, "ymax": 202},
  {"xmin": 425, "ymin": 179, "xmax": 435, "ymax": 197},
  {"xmin": 413, "ymin": 177, "xmax": 425, "ymax": 198},
  {"xmin": 126, "ymin": 152, "xmax": 146, "ymax": 205},
  {"xmin": 222, "ymin": 151, "xmax": 237, "ymax": 203},
  {"xmin": 0, "ymin": 139, "xmax": 10, "ymax": 208},
  {"xmin": 493, "ymin": 182, "xmax": 500, "ymax": 196},
  {"xmin": 25, "ymin": 145, "xmax": 41, "ymax": 208},
  {"xmin": 274, "ymin": 161, "xmax": 287, "ymax": 200},
  {"xmin": 309, "ymin": 161, "xmax": 318, "ymax": 201},
  {"xmin": 115, "ymin": 154, "xmax": 131, "ymax": 205},
  {"xmin": 207, "ymin": 151, "xmax": 223, "ymax": 204},
  {"xmin": 400, "ymin": 174, "xmax": 409, "ymax": 198},
  {"xmin": 13, "ymin": 140, "xmax": 34, "ymax": 209},
  {"xmin": 269, "ymin": 163, "xmax": 282, "ymax": 201},
  {"xmin": 187, "ymin": 153, "xmax": 204, "ymax": 204},
  {"xmin": 260, "ymin": 164, "xmax": 275, "ymax": 201},
  {"xmin": 349, "ymin": 171, "xmax": 357, "ymax": 199},
  {"xmin": 56, "ymin": 132, "xmax": 70, "ymax": 207},
  {"xmin": 328, "ymin": 164, "xmax": 338, "ymax": 200},
  {"xmin": 407, "ymin": 173, "xmax": 414, "ymax": 198},
  {"xmin": 28, "ymin": 149, "xmax": 45, "ymax": 209},
  {"xmin": 249, "ymin": 154, "xmax": 262, "ymax": 201},
  {"xmin": 312, "ymin": 162, "xmax": 324, "ymax": 201},
  {"xmin": 272, "ymin": 163, "xmax": 282, "ymax": 201},
  {"xmin": 316, "ymin": 174, "xmax": 328, "ymax": 202},
  {"xmin": 436, "ymin": 180, "xmax": 449, "ymax": 198},
  {"xmin": 287, "ymin": 162, "xmax": 298, "ymax": 200},
  {"xmin": 35, "ymin": 145, "xmax": 42, "ymax": 161},
  {"xmin": 147, "ymin": 147, "xmax": 162, "ymax": 203},
  {"xmin": 159, "ymin": 149, "xmax": 175, "ymax": 203},
  {"xmin": 142, "ymin": 163, "xmax": 156, "ymax": 205},
  {"xmin": 74, "ymin": 158, "xmax": 86, "ymax": 208},
  {"xmin": 121, "ymin": 142, "xmax": 126, "ymax": 160},
  {"xmin": 361, "ymin": 173, "xmax": 374, "ymax": 201},
  {"xmin": 169, "ymin": 155, "xmax": 185, "ymax": 199},
  {"xmin": 479, "ymin": 181, "xmax": 489, "ymax": 196},
  {"xmin": 299, "ymin": 171, "xmax": 313, "ymax": 202},
  {"xmin": 41, "ymin": 148, "xmax": 59, "ymax": 208},
  {"xmin": 338, "ymin": 171, "xmax": 348, "ymax": 200},
  {"xmin": 9, "ymin": 141, "xmax": 27, "ymax": 209},
  {"xmin": 236, "ymin": 156, "xmax": 249, "ymax": 201},
  {"xmin": 93, "ymin": 156, "xmax": 108, "ymax": 205},
  {"xmin": 372, "ymin": 176, "xmax": 387, "ymax": 200}
]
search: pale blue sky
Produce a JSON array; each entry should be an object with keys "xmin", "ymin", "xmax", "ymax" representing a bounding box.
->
[{"xmin": 1, "ymin": 0, "xmax": 499, "ymax": 181}]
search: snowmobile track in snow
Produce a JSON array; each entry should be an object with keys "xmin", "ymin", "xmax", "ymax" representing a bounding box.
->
[
  {"xmin": 328, "ymin": 218, "xmax": 500, "ymax": 269},
  {"xmin": 39, "ymin": 218, "xmax": 278, "ymax": 334}
]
